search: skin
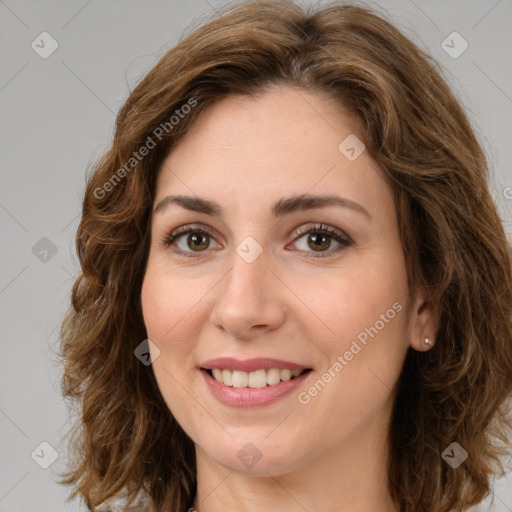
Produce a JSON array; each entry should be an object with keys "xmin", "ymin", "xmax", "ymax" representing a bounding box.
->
[{"xmin": 140, "ymin": 85, "xmax": 438, "ymax": 512}]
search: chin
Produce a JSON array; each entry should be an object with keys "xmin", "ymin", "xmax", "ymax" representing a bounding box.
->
[{"xmin": 197, "ymin": 429, "xmax": 306, "ymax": 475}]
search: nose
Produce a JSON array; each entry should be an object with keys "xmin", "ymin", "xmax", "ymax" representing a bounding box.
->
[{"xmin": 209, "ymin": 247, "xmax": 286, "ymax": 340}]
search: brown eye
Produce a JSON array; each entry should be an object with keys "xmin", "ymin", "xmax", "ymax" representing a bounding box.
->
[
  {"xmin": 186, "ymin": 232, "xmax": 210, "ymax": 251},
  {"xmin": 290, "ymin": 223, "xmax": 352, "ymax": 258},
  {"xmin": 163, "ymin": 226, "xmax": 220, "ymax": 257},
  {"xmin": 162, "ymin": 223, "xmax": 351, "ymax": 259},
  {"xmin": 306, "ymin": 232, "xmax": 332, "ymax": 252}
]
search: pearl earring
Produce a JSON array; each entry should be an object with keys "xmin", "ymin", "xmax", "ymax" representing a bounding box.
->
[{"xmin": 424, "ymin": 337, "xmax": 432, "ymax": 345}]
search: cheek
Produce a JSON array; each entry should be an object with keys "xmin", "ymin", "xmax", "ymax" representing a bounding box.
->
[
  {"xmin": 140, "ymin": 266, "xmax": 205, "ymax": 424},
  {"xmin": 290, "ymin": 253, "xmax": 408, "ymax": 353},
  {"xmin": 141, "ymin": 258, "xmax": 210, "ymax": 345},
  {"xmin": 292, "ymin": 246, "xmax": 410, "ymax": 406}
]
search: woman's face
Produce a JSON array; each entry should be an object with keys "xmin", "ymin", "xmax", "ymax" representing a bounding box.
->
[{"xmin": 141, "ymin": 85, "xmax": 425, "ymax": 476}]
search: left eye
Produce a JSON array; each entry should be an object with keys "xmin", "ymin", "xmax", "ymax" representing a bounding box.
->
[
  {"xmin": 162, "ymin": 223, "xmax": 352, "ymax": 258},
  {"xmin": 288, "ymin": 223, "xmax": 352, "ymax": 258}
]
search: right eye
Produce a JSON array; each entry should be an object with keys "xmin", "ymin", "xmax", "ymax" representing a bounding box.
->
[{"xmin": 161, "ymin": 225, "xmax": 221, "ymax": 257}]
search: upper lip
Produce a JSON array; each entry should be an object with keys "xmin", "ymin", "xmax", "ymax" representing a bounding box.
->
[{"xmin": 200, "ymin": 357, "xmax": 311, "ymax": 372}]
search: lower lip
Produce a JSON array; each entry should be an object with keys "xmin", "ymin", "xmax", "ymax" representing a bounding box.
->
[{"xmin": 201, "ymin": 369, "xmax": 312, "ymax": 408}]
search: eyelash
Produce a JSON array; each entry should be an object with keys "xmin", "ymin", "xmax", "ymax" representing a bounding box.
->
[{"xmin": 161, "ymin": 223, "xmax": 352, "ymax": 259}]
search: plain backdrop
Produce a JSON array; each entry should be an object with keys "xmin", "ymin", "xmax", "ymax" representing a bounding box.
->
[{"xmin": 1, "ymin": 0, "xmax": 511, "ymax": 510}]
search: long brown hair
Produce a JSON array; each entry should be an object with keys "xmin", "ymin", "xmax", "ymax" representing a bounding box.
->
[{"xmin": 57, "ymin": 1, "xmax": 512, "ymax": 510}]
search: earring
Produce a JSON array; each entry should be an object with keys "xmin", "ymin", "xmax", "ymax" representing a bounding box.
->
[{"xmin": 424, "ymin": 337, "xmax": 432, "ymax": 345}]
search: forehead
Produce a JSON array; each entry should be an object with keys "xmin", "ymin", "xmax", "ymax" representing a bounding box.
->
[{"xmin": 155, "ymin": 86, "xmax": 390, "ymax": 215}]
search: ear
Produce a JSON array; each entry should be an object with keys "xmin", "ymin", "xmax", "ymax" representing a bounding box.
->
[{"xmin": 408, "ymin": 287, "xmax": 439, "ymax": 352}]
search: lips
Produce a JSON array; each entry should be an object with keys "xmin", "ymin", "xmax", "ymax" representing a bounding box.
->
[
  {"xmin": 199, "ymin": 357, "xmax": 313, "ymax": 407},
  {"xmin": 200, "ymin": 357, "xmax": 311, "ymax": 372}
]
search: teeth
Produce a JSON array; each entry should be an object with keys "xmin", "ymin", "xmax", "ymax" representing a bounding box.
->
[
  {"xmin": 222, "ymin": 369, "xmax": 232, "ymax": 386},
  {"xmin": 208, "ymin": 368, "xmax": 306, "ymax": 388},
  {"xmin": 232, "ymin": 370, "xmax": 249, "ymax": 388},
  {"xmin": 280, "ymin": 369, "xmax": 292, "ymax": 382},
  {"xmin": 248, "ymin": 369, "xmax": 267, "ymax": 388},
  {"xmin": 267, "ymin": 368, "xmax": 281, "ymax": 385}
]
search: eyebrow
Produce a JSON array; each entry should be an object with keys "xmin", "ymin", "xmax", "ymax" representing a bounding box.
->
[{"xmin": 153, "ymin": 193, "xmax": 371, "ymax": 220}]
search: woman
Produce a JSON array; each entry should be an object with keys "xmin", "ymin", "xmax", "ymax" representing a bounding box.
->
[{"xmin": 57, "ymin": 1, "xmax": 512, "ymax": 511}]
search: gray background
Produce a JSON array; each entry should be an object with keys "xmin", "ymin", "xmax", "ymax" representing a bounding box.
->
[{"xmin": 1, "ymin": 0, "xmax": 511, "ymax": 510}]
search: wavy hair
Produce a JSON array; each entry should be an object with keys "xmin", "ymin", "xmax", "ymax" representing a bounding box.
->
[{"xmin": 57, "ymin": 1, "xmax": 512, "ymax": 511}]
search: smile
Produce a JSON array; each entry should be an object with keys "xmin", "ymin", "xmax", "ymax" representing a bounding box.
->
[
  {"xmin": 199, "ymin": 357, "xmax": 313, "ymax": 407},
  {"xmin": 207, "ymin": 368, "xmax": 309, "ymax": 388}
]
